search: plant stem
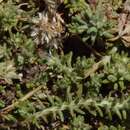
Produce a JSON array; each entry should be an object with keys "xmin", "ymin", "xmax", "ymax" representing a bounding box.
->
[{"xmin": 0, "ymin": 85, "xmax": 43, "ymax": 115}]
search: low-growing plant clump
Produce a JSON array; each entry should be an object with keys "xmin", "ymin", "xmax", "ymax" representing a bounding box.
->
[{"xmin": 0, "ymin": 0, "xmax": 130, "ymax": 130}]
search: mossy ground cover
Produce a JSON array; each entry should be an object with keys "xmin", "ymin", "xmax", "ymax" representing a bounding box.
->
[{"xmin": 0, "ymin": 0, "xmax": 130, "ymax": 130}]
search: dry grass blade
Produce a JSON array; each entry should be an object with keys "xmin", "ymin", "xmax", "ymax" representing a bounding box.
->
[
  {"xmin": 84, "ymin": 61, "xmax": 101, "ymax": 78},
  {"xmin": 0, "ymin": 85, "xmax": 43, "ymax": 115},
  {"xmin": 84, "ymin": 56, "xmax": 110, "ymax": 78}
]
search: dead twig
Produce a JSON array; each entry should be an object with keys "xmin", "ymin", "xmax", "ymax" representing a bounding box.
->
[{"xmin": 0, "ymin": 85, "xmax": 43, "ymax": 115}]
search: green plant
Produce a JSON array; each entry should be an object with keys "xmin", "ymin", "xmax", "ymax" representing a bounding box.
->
[
  {"xmin": 0, "ymin": 0, "xmax": 130, "ymax": 130},
  {"xmin": 67, "ymin": 0, "xmax": 116, "ymax": 45}
]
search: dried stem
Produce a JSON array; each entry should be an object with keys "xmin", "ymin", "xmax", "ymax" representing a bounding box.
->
[
  {"xmin": 0, "ymin": 85, "xmax": 43, "ymax": 115},
  {"xmin": 84, "ymin": 56, "xmax": 110, "ymax": 78}
]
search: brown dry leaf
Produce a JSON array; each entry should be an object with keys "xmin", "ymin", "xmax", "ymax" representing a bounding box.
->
[
  {"xmin": 124, "ymin": 0, "xmax": 130, "ymax": 12},
  {"xmin": 121, "ymin": 35, "xmax": 130, "ymax": 47},
  {"xmin": 121, "ymin": 22, "xmax": 130, "ymax": 36},
  {"xmin": 117, "ymin": 0, "xmax": 130, "ymax": 47},
  {"xmin": 118, "ymin": 13, "xmax": 127, "ymax": 36},
  {"xmin": 118, "ymin": 0, "xmax": 130, "ymax": 36},
  {"xmin": 120, "ymin": 22, "xmax": 130, "ymax": 47}
]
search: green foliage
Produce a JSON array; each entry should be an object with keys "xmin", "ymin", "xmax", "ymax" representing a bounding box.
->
[
  {"xmin": 0, "ymin": 0, "xmax": 130, "ymax": 130},
  {"xmin": 68, "ymin": 0, "xmax": 116, "ymax": 45}
]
